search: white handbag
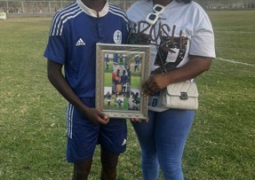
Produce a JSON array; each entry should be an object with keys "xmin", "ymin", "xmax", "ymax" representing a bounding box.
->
[{"xmin": 160, "ymin": 81, "xmax": 199, "ymax": 110}]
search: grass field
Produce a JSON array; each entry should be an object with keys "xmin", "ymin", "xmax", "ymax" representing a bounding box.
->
[{"xmin": 0, "ymin": 10, "xmax": 255, "ymax": 180}]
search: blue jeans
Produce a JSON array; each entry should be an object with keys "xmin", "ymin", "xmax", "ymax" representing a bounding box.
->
[{"xmin": 132, "ymin": 109, "xmax": 195, "ymax": 180}]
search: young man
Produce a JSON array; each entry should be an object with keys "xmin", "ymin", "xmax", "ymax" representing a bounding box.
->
[
  {"xmin": 112, "ymin": 69, "xmax": 121, "ymax": 93},
  {"xmin": 105, "ymin": 91, "xmax": 111, "ymax": 106},
  {"xmin": 105, "ymin": 54, "xmax": 110, "ymax": 70},
  {"xmin": 119, "ymin": 54, "xmax": 124, "ymax": 64},
  {"xmin": 134, "ymin": 55, "xmax": 140, "ymax": 72},
  {"xmin": 44, "ymin": 0, "xmax": 129, "ymax": 179},
  {"xmin": 120, "ymin": 70, "xmax": 128, "ymax": 93}
]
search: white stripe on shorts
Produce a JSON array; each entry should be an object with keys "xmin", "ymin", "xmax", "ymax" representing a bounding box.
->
[{"xmin": 66, "ymin": 103, "xmax": 74, "ymax": 139}]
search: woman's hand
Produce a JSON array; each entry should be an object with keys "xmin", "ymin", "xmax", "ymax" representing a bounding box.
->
[
  {"xmin": 141, "ymin": 56, "xmax": 213, "ymax": 97},
  {"xmin": 130, "ymin": 117, "xmax": 149, "ymax": 123},
  {"xmin": 141, "ymin": 73, "xmax": 169, "ymax": 96}
]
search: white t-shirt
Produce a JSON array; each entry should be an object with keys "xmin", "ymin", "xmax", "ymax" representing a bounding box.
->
[{"xmin": 127, "ymin": 0, "xmax": 216, "ymax": 112}]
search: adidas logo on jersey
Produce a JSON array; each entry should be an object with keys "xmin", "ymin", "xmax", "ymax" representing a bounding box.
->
[{"xmin": 76, "ymin": 38, "xmax": 85, "ymax": 46}]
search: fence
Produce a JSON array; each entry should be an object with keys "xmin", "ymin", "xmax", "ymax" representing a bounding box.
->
[
  {"xmin": 0, "ymin": 0, "xmax": 254, "ymax": 16},
  {"xmin": 0, "ymin": 0, "xmax": 137, "ymax": 15},
  {"xmin": 0, "ymin": 1, "xmax": 75, "ymax": 14}
]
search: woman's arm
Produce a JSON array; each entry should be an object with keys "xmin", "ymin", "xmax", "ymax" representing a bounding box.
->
[{"xmin": 141, "ymin": 55, "xmax": 213, "ymax": 96}]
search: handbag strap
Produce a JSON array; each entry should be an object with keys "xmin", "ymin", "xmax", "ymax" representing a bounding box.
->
[{"xmin": 154, "ymin": 31, "xmax": 187, "ymax": 74}]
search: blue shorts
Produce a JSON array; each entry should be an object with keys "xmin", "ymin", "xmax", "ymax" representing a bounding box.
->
[{"xmin": 65, "ymin": 97, "xmax": 127, "ymax": 163}]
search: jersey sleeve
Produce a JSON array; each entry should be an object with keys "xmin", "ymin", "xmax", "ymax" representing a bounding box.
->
[
  {"xmin": 189, "ymin": 14, "xmax": 216, "ymax": 58},
  {"xmin": 44, "ymin": 14, "xmax": 67, "ymax": 64}
]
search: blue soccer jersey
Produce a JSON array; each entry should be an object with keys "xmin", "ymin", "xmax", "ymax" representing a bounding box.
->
[{"xmin": 44, "ymin": 0, "xmax": 129, "ymax": 97}]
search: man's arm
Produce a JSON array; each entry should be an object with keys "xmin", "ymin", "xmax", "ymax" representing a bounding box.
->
[
  {"xmin": 47, "ymin": 60, "xmax": 109, "ymax": 124},
  {"xmin": 142, "ymin": 56, "xmax": 213, "ymax": 95}
]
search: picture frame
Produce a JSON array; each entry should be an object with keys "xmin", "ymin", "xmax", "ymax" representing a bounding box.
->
[{"xmin": 96, "ymin": 43, "xmax": 151, "ymax": 119}]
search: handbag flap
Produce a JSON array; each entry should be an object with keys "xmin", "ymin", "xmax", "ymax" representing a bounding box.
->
[{"xmin": 166, "ymin": 82, "xmax": 199, "ymax": 97}]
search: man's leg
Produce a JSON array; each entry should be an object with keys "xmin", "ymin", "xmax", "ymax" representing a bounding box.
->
[
  {"xmin": 66, "ymin": 98, "xmax": 100, "ymax": 180},
  {"xmin": 100, "ymin": 148, "xmax": 120, "ymax": 180},
  {"xmin": 99, "ymin": 118, "xmax": 127, "ymax": 180},
  {"xmin": 72, "ymin": 157, "xmax": 93, "ymax": 180}
]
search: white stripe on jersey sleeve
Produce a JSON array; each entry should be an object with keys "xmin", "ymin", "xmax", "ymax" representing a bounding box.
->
[
  {"xmin": 59, "ymin": 11, "xmax": 83, "ymax": 36},
  {"xmin": 54, "ymin": 6, "xmax": 81, "ymax": 36},
  {"xmin": 50, "ymin": 3, "xmax": 78, "ymax": 36},
  {"xmin": 109, "ymin": 5, "xmax": 128, "ymax": 22},
  {"xmin": 109, "ymin": 10, "xmax": 128, "ymax": 23},
  {"xmin": 55, "ymin": 8, "xmax": 82, "ymax": 36},
  {"xmin": 109, "ymin": 4, "xmax": 127, "ymax": 16}
]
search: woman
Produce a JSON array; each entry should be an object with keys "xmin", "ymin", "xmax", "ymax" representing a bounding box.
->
[{"xmin": 127, "ymin": 0, "xmax": 215, "ymax": 180}]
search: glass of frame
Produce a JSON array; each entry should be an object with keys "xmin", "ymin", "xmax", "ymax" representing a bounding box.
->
[{"xmin": 96, "ymin": 43, "xmax": 151, "ymax": 119}]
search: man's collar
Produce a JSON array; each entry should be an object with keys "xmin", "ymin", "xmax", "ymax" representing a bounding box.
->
[{"xmin": 77, "ymin": 0, "xmax": 109, "ymax": 17}]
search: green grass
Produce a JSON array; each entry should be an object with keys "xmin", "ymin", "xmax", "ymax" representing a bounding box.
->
[
  {"xmin": 130, "ymin": 75, "xmax": 141, "ymax": 89},
  {"xmin": 0, "ymin": 11, "xmax": 255, "ymax": 180},
  {"xmin": 104, "ymin": 97, "xmax": 129, "ymax": 110},
  {"xmin": 104, "ymin": 72, "xmax": 112, "ymax": 87},
  {"xmin": 208, "ymin": 10, "xmax": 255, "ymax": 64}
]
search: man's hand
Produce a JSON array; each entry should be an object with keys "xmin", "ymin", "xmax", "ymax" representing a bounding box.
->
[{"xmin": 83, "ymin": 107, "xmax": 109, "ymax": 125}]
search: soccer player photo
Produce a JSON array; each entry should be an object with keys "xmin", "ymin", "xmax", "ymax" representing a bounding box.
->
[{"xmin": 96, "ymin": 43, "xmax": 151, "ymax": 119}]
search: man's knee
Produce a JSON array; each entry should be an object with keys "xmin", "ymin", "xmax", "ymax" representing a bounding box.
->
[
  {"xmin": 73, "ymin": 158, "xmax": 92, "ymax": 180},
  {"xmin": 101, "ymin": 156, "xmax": 119, "ymax": 169},
  {"xmin": 73, "ymin": 168, "xmax": 89, "ymax": 180},
  {"xmin": 101, "ymin": 150, "xmax": 119, "ymax": 169}
]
